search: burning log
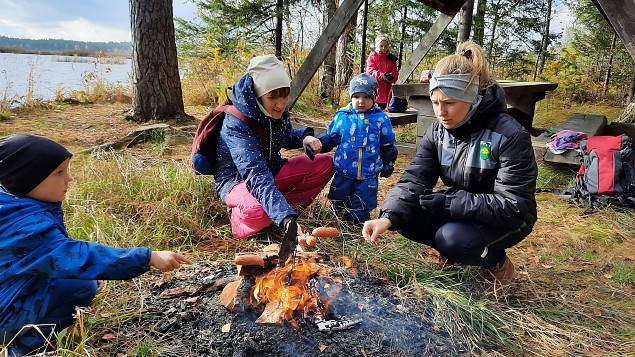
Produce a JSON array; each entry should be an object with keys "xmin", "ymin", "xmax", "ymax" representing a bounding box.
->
[{"xmin": 220, "ymin": 244, "xmax": 341, "ymax": 327}]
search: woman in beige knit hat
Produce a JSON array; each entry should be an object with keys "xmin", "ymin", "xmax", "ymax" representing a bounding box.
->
[{"xmin": 212, "ymin": 55, "xmax": 334, "ymax": 239}]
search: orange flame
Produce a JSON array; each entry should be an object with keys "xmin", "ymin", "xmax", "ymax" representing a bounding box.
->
[{"xmin": 251, "ymin": 257, "xmax": 335, "ymax": 322}]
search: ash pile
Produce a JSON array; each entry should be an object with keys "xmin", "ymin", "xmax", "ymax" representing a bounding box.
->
[{"xmin": 118, "ymin": 250, "xmax": 470, "ymax": 357}]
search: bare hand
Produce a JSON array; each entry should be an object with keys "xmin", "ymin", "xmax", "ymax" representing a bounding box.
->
[
  {"xmin": 302, "ymin": 135, "xmax": 322, "ymax": 153},
  {"xmin": 97, "ymin": 280, "xmax": 105, "ymax": 293},
  {"xmin": 362, "ymin": 218, "xmax": 392, "ymax": 245},
  {"xmin": 150, "ymin": 251, "xmax": 192, "ymax": 272},
  {"xmin": 297, "ymin": 225, "xmax": 308, "ymax": 251}
]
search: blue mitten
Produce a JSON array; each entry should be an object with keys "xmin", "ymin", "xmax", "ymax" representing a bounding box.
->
[{"xmin": 419, "ymin": 192, "xmax": 446, "ymax": 217}]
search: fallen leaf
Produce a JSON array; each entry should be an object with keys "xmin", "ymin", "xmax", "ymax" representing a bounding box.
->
[
  {"xmin": 541, "ymin": 264, "xmax": 553, "ymax": 269},
  {"xmin": 593, "ymin": 308, "xmax": 602, "ymax": 317},
  {"xmin": 623, "ymin": 255, "xmax": 635, "ymax": 261},
  {"xmin": 221, "ymin": 323, "xmax": 231, "ymax": 333},
  {"xmin": 342, "ymin": 256, "xmax": 352, "ymax": 267},
  {"xmin": 101, "ymin": 333, "xmax": 116, "ymax": 340},
  {"xmin": 433, "ymin": 325, "xmax": 440, "ymax": 332},
  {"xmin": 185, "ymin": 296, "xmax": 199, "ymax": 305},
  {"xmin": 319, "ymin": 344, "xmax": 327, "ymax": 352}
]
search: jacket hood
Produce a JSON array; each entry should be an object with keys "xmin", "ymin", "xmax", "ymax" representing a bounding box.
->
[
  {"xmin": 0, "ymin": 188, "xmax": 58, "ymax": 225},
  {"xmin": 231, "ymin": 73, "xmax": 289, "ymax": 126}
]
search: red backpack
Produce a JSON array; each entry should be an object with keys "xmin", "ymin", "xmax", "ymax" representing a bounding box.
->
[
  {"xmin": 191, "ymin": 99, "xmax": 266, "ymax": 175},
  {"xmin": 575, "ymin": 134, "xmax": 635, "ymax": 196}
]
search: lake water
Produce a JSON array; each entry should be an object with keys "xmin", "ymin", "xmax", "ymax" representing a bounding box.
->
[{"xmin": 0, "ymin": 52, "xmax": 131, "ymax": 104}]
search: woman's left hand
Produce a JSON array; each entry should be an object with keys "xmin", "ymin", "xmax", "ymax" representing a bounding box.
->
[{"xmin": 303, "ymin": 135, "xmax": 322, "ymax": 153}]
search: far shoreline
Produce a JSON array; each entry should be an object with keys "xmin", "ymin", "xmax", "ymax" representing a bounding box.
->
[{"xmin": 0, "ymin": 46, "xmax": 131, "ymax": 59}]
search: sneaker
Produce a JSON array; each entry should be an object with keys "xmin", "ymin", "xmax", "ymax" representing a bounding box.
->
[{"xmin": 484, "ymin": 256, "xmax": 516, "ymax": 295}]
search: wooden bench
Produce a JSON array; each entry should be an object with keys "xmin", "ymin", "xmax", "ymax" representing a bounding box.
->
[
  {"xmin": 532, "ymin": 113, "xmax": 607, "ymax": 165},
  {"xmin": 392, "ymin": 81, "xmax": 558, "ymax": 149}
]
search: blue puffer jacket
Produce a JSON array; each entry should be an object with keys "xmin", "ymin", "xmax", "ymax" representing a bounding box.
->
[
  {"xmin": 213, "ymin": 74, "xmax": 313, "ymax": 227},
  {"xmin": 0, "ymin": 189, "xmax": 151, "ymax": 333},
  {"xmin": 320, "ymin": 104, "xmax": 396, "ymax": 180}
]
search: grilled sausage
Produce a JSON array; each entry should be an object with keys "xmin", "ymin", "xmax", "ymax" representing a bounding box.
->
[
  {"xmin": 234, "ymin": 254, "xmax": 265, "ymax": 267},
  {"xmin": 311, "ymin": 227, "xmax": 339, "ymax": 238},
  {"xmin": 305, "ymin": 235, "xmax": 317, "ymax": 246}
]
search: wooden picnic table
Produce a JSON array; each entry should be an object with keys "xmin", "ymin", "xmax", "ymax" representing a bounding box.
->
[{"xmin": 392, "ymin": 80, "xmax": 558, "ymax": 146}]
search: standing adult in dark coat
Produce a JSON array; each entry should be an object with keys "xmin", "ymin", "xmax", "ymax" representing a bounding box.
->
[{"xmin": 362, "ymin": 42, "xmax": 538, "ymax": 293}]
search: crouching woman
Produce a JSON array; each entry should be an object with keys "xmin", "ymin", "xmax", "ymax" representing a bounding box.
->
[
  {"xmin": 362, "ymin": 42, "xmax": 538, "ymax": 293},
  {"xmin": 213, "ymin": 55, "xmax": 334, "ymax": 239}
]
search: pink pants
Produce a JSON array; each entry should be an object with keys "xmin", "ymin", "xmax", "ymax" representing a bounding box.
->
[{"xmin": 224, "ymin": 153, "xmax": 334, "ymax": 238}]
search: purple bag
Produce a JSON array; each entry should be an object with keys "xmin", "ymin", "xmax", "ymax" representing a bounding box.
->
[{"xmin": 547, "ymin": 130, "xmax": 587, "ymax": 154}]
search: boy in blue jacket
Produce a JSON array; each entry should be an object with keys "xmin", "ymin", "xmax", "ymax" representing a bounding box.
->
[
  {"xmin": 0, "ymin": 134, "xmax": 191, "ymax": 356},
  {"xmin": 319, "ymin": 73, "xmax": 398, "ymax": 223}
]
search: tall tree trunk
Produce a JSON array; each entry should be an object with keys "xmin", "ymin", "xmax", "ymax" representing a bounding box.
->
[
  {"xmin": 360, "ymin": 0, "xmax": 368, "ymax": 72},
  {"xmin": 457, "ymin": 0, "xmax": 475, "ymax": 43},
  {"xmin": 319, "ymin": 0, "xmax": 337, "ymax": 100},
  {"xmin": 335, "ymin": 10, "xmax": 358, "ymax": 105},
  {"xmin": 275, "ymin": 0, "xmax": 284, "ymax": 58},
  {"xmin": 129, "ymin": 0, "xmax": 184, "ymax": 123},
  {"xmin": 472, "ymin": 0, "xmax": 487, "ymax": 46},
  {"xmin": 485, "ymin": 1, "xmax": 501, "ymax": 58},
  {"xmin": 398, "ymin": 5, "xmax": 407, "ymax": 69},
  {"xmin": 603, "ymin": 31, "xmax": 617, "ymax": 97},
  {"xmin": 534, "ymin": 0, "xmax": 552, "ymax": 79}
]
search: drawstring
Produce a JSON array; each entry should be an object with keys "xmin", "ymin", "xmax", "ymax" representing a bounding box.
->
[{"xmin": 480, "ymin": 246, "xmax": 489, "ymax": 258}]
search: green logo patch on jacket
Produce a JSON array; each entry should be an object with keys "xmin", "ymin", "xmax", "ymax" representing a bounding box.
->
[{"xmin": 480, "ymin": 141, "xmax": 491, "ymax": 160}]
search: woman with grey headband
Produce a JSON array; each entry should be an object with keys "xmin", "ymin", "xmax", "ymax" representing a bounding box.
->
[{"xmin": 362, "ymin": 41, "xmax": 538, "ymax": 295}]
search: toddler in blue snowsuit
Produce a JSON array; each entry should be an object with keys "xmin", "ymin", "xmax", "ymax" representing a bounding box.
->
[
  {"xmin": 319, "ymin": 73, "xmax": 398, "ymax": 223},
  {"xmin": 0, "ymin": 134, "xmax": 191, "ymax": 356}
]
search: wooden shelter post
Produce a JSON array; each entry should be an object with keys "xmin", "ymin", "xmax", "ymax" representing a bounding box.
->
[{"xmin": 289, "ymin": 0, "xmax": 367, "ymax": 109}]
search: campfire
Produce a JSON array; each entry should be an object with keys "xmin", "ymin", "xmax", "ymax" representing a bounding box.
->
[{"xmin": 220, "ymin": 227, "xmax": 360, "ymax": 330}]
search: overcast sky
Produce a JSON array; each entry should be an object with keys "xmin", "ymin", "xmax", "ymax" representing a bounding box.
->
[{"xmin": 0, "ymin": 0, "xmax": 198, "ymax": 42}]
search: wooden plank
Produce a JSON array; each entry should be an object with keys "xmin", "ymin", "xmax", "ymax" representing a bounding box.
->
[
  {"xmin": 386, "ymin": 110, "xmax": 418, "ymax": 126},
  {"xmin": 394, "ymin": 81, "xmax": 558, "ymax": 97},
  {"xmin": 532, "ymin": 113, "xmax": 607, "ymax": 165},
  {"xmin": 288, "ymin": 0, "xmax": 366, "ymax": 109},
  {"xmin": 392, "ymin": 81, "xmax": 558, "ymax": 132},
  {"xmin": 395, "ymin": 142, "xmax": 417, "ymax": 156},
  {"xmin": 591, "ymin": 0, "xmax": 635, "ymax": 61},
  {"xmin": 396, "ymin": 14, "xmax": 456, "ymax": 84}
]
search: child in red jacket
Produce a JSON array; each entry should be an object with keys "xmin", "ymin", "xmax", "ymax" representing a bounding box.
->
[{"xmin": 366, "ymin": 34, "xmax": 399, "ymax": 110}]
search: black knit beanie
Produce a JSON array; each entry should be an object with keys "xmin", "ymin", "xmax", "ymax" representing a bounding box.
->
[{"xmin": 0, "ymin": 133, "xmax": 72, "ymax": 197}]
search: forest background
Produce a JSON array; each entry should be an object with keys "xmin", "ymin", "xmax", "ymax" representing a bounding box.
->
[{"xmin": 0, "ymin": 0, "xmax": 634, "ymax": 355}]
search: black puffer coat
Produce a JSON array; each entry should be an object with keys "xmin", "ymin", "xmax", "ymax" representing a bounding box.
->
[{"xmin": 379, "ymin": 85, "xmax": 538, "ymax": 246}]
